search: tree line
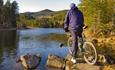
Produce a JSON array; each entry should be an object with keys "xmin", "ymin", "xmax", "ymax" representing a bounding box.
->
[
  {"xmin": 0, "ymin": 0, "xmax": 18, "ymax": 28},
  {"xmin": 18, "ymin": 0, "xmax": 115, "ymax": 37},
  {"xmin": 18, "ymin": 10, "xmax": 66, "ymax": 28}
]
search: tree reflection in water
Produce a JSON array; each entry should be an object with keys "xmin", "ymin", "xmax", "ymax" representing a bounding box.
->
[{"xmin": 0, "ymin": 30, "xmax": 18, "ymax": 64}]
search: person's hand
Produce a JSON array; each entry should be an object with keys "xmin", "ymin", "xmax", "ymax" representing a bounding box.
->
[{"xmin": 64, "ymin": 27, "xmax": 69, "ymax": 32}]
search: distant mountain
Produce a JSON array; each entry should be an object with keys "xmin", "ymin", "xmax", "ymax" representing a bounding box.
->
[
  {"xmin": 32, "ymin": 9, "xmax": 54, "ymax": 17},
  {"xmin": 20, "ymin": 9, "xmax": 68, "ymax": 18}
]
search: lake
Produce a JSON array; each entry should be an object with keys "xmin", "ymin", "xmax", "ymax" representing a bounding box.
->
[{"xmin": 0, "ymin": 28, "xmax": 69, "ymax": 70}]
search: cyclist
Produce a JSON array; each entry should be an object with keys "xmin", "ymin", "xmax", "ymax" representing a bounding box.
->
[{"xmin": 64, "ymin": 3, "xmax": 84, "ymax": 63}]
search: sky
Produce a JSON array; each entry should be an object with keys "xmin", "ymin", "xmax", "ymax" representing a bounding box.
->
[{"xmin": 4, "ymin": 0, "xmax": 80, "ymax": 13}]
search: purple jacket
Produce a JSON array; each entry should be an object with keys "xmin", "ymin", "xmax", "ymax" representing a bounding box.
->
[{"xmin": 64, "ymin": 6, "xmax": 84, "ymax": 31}]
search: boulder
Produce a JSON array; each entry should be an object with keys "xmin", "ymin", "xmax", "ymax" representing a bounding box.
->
[
  {"xmin": 16, "ymin": 53, "xmax": 41, "ymax": 69},
  {"xmin": 46, "ymin": 54, "xmax": 103, "ymax": 70},
  {"xmin": 97, "ymin": 54, "xmax": 107, "ymax": 65},
  {"xmin": 65, "ymin": 54, "xmax": 102, "ymax": 70},
  {"xmin": 65, "ymin": 54, "xmax": 84, "ymax": 63},
  {"xmin": 97, "ymin": 54, "xmax": 115, "ymax": 65},
  {"xmin": 65, "ymin": 61, "xmax": 102, "ymax": 70},
  {"xmin": 65, "ymin": 60, "xmax": 78, "ymax": 70},
  {"xmin": 46, "ymin": 54, "xmax": 65, "ymax": 69}
]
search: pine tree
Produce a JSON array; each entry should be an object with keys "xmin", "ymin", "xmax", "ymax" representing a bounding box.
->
[
  {"xmin": 0, "ymin": 0, "xmax": 3, "ymax": 26},
  {"xmin": 11, "ymin": 1, "xmax": 19, "ymax": 27}
]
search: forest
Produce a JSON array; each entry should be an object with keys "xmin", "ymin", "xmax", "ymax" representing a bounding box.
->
[
  {"xmin": 0, "ymin": 0, "xmax": 18, "ymax": 28},
  {"xmin": 18, "ymin": 10, "xmax": 67, "ymax": 28}
]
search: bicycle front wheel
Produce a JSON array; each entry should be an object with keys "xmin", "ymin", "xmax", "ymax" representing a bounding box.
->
[{"xmin": 83, "ymin": 42, "xmax": 97, "ymax": 65}]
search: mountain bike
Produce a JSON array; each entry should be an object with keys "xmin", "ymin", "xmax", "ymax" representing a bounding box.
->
[{"xmin": 67, "ymin": 26, "xmax": 97, "ymax": 65}]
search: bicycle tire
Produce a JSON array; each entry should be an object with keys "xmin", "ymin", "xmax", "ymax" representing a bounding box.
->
[
  {"xmin": 83, "ymin": 42, "xmax": 97, "ymax": 65},
  {"xmin": 67, "ymin": 37, "xmax": 72, "ymax": 47}
]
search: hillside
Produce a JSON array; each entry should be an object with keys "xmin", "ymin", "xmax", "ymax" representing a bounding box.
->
[
  {"xmin": 20, "ymin": 9, "xmax": 68, "ymax": 18},
  {"xmin": 18, "ymin": 9, "xmax": 68, "ymax": 28},
  {"xmin": 32, "ymin": 9, "xmax": 54, "ymax": 17}
]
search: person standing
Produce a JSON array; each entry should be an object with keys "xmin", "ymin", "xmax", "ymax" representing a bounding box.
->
[{"xmin": 64, "ymin": 3, "xmax": 84, "ymax": 63}]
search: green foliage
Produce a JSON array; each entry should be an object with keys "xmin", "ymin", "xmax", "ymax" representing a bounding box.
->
[
  {"xmin": 0, "ymin": 0, "xmax": 19, "ymax": 28},
  {"xmin": 79, "ymin": 0, "xmax": 115, "ymax": 37},
  {"xmin": 79, "ymin": 0, "xmax": 114, "ymax": 24},
  {"xmin": 18, "ymin": 10, "xmax": 67, "ymax": 28}
]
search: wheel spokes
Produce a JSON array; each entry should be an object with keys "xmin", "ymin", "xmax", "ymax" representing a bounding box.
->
[{"xmin": 83, "ymin": 42, "xmax": 97, "ymax": 65}]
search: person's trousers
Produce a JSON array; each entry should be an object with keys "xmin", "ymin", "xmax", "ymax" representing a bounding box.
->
[{"xmin": 70, "ymin": 28, "xmax": 83, "ymax": 58}]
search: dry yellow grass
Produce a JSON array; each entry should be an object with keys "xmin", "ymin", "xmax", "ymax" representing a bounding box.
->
[{"xmin": 103, "ymin": 65, "xmax": 115, "ymax": 70}]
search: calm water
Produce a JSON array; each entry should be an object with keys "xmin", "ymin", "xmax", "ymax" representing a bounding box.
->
[{"xmin": 0, "ymin": 28, "xmax": 69, "ymax": 70}]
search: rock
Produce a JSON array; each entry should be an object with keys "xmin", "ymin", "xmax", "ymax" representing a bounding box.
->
[
  {"xmin": 16, "ymin": 53, "xmax": 41, "ymax": 69},
  {"xmin": 97, "ymin": 54, "xmax": 115, "ymax": 65},
  {"xmin": 46, "ymin": 54, "xmax": 103, "ymax": 70},
  {"xmin": 65, "ymin": 54, "xmax": 102, "ymax": 70},
  {"xmin": 46, "ymin": 54, "xmax": 65, "ymax": 69},
  {"xmin": 65, "ymin": 60, "xmax": 78, "ymax": 70},
  {"xmin": 97, "ymin": 54, "xmax": 107, "ymax": 65},
  {"xmin": 65, "ymin": 54, "xmax": 84, "ymax": 63},
  {"xmin": 65, "ymin": 61, "xmax": 102, "ymax": 70},
  {"xmin": 76, "ymin": 63, "xmax": 102, "ymax": 70},
  {"xmin": 59, "ymin": 43, "xmax": 64, "ymax": 47},
  {"xmin": 46, "ymin": 67, "xmax": 63, "ymax": 70}
]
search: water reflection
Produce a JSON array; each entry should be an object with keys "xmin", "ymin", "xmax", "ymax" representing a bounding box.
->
[
  {"xmin": 0, "ymin": 30, "xmax": 18, "ymax": 69},
  {"xmin": 0, "ymin": 28, "xmax": 68, "ymax": 70},
  {"xmin": 18, "ymin": 29, "xmax": 68, "ymax": 70}
]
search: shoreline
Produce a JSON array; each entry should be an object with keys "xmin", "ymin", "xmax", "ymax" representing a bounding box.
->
[
  {"xmin": 0, "ymin": 27, "xmax": 64, "ymax": 31},
  {"xmin": 0, "ymin": 28, "xmax": 17, "ymax": 31},
  {"xmin": 0, "ymin": 27, "xmax": 32, "ymax": 31}
]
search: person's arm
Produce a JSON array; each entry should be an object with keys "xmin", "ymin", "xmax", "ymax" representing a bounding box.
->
[{"xmin": 64, "ymin": 11, "xmax": 69, "ymax": 32}]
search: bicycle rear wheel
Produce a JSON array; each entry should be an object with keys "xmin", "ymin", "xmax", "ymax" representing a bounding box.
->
[
  {"xmin": 67, "ymin": 37, "xmax": 72, "ymax": 47},
  {"xmin": 83, "ymin": 42, "xmax": 97, "ymax": 65}
]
